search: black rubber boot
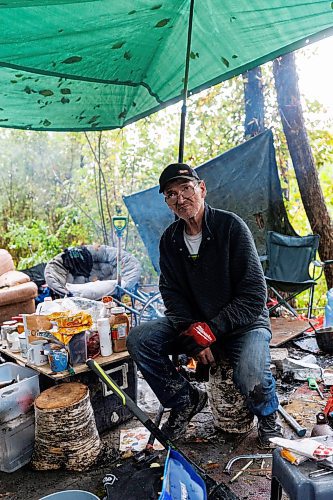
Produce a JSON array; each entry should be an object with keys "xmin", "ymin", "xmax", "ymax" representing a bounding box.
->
[
  {"xmin": 161, "ymin": 388, "xmax": 208, "ymax": 441},
  {"xmin": 257, "ymin": 411, "xmax": 283, "ymax": 448}
]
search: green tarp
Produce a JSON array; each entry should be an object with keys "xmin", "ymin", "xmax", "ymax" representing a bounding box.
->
[{"xmin": 1, "ymin": 0, "xmax": 333, "ymax": 131}]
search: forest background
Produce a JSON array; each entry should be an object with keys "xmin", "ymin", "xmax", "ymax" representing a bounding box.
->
[{"xmin": 0, "ymin": 46, "xmax": 332, "ymax": 312}]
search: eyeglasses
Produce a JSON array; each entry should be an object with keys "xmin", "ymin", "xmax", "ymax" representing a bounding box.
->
[{"xmin": 164, "ymin": 183, "xmax": 199, "ymax": 205}]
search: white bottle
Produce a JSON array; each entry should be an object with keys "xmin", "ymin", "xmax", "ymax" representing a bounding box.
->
[
  {"xmin": 36, "ymin": 296, "xmax": 53, "ymax": 315},
  {"xmin": 97, "ymin": 318, "xmax": 112, "ymax": 356}
]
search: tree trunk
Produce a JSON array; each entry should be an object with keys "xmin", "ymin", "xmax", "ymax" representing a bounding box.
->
[
  {"xmin": 243, "ymin": 66, "xmax": 265, "ymax": 138},
  {"xmin": 273, "ymin": 52, "xmax": 333, "ymax": 289},
  {"xmin": 32, "ymin": 382, "xmax": 101, "ymax": 471}
]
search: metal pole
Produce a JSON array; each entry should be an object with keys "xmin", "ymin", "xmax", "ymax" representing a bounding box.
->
[
  {"xmin": 116, "ymin": 232, "xmax": 122, "ymax": 286},
  {"xmin": 178, "ymin": 0, "xmax": 195, "ymax": 163}
]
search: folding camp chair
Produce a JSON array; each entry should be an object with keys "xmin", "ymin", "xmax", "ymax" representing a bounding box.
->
[{"xmin": 263, "ymin": 231, "xmax": 320, "ymax": 318}]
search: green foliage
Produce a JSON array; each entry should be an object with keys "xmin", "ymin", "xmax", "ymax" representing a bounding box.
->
[
  {"xmin": 0, "ymin": 52, "xmax": 332, "ymax": 308},
  {"xmin": 5, "ymin": 220, "xmax": 64, "ymax": 269}
]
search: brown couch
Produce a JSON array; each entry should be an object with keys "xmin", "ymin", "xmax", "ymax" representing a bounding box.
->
[{"xmin": 0, "ymin": 249, "xmax": 38, "ymax": 324}]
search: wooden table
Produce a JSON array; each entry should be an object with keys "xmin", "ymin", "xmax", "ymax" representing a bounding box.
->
[{"xmin": 0, "ymin": 340, "xmax": 130, "ymax": 380}]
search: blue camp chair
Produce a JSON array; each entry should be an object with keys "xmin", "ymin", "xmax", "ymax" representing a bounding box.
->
[{"xmin": 263, "ymin": 231, "xmax": 320, "ymax": 318}]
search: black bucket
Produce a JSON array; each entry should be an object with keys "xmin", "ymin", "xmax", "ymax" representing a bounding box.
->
[{"xmin": 316, "ymin": 327, "xmax": 333, "ymax": 354}]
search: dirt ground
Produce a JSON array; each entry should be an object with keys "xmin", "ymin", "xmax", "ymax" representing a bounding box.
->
[
  {"xmin": 1, "ymin": 339, "xmax": 332, "ymax": 500},
  {"xmin": 0, "ymin": 406, "xmax": 273, "ymax": 500}
]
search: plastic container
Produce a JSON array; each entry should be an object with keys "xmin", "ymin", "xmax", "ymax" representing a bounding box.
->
[
  {"xmin": 0, "ymin": 411, "xmax": 35, "ymax": 473},
  {"xmin": 39, "ymin": 491, "xmax": 99, "ymax": 500},
  {"xmin": 48, "ymin": 348, "xmax": 68, "ymax": 372},
  {"xmin": 86, "ymin": 330, "xmax": 100, "ymax": 358},
  {"xmin": 110, "ymin": 307, "xmax": 129, "ymax": 353},
  {"xmin": 97, "ymin": 318, "xmax": 112, "ymax": 356},
  {"xmin": 36, "ymin": 296, "xmax": 61, "ymax": 315},
  {"xmin": 324, "ymin": 288, "xmax": 333, "ymax": 328},
  {"xmin": 68, "ymin": 332, "xmax": 87, "ymax": 366},
  {"xmin": 0, "ymin": 363, "xmax": 40, "ymax": 423},
  {"xmin": 316, "ymin": 327, "xmax": 333, "ymax": 354}
]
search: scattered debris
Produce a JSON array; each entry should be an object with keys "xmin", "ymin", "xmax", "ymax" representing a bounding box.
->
[
  {"xmin": 278, "ymin": 404, "xmax": 307, "ymax": 436},
  {"xmin": 230, "ymin": 459, "xmax": 253, "ymax": 483},
  {"xmin": 224, "ymin": 454, "xmax": 272, "ymax": 474},
  {"xmin": 293, "ymin": 335, "xmax": 319, "ymax": 353},
  {"xmin": 203, "ymin": 461, "xmax": 220, "ymax": 470},
  {"xmin": 282, "ymin": 354, "xmax": 322, "ymax": 380},
  {"xmin": 322, "ymin": 368, "xmax": 333, "ymax": 386},
  {"xmin": 270, "ymin": 348, "xmax": 289, "ymax": 371},
  {"xmin": 119, "ymin": 426, "xmax": 163, "ymax": 452}
]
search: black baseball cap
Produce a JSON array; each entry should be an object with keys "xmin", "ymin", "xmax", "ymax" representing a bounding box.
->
[{"xmin": 158, "ymin": 163, "xmax": 200, "ymax": 193}]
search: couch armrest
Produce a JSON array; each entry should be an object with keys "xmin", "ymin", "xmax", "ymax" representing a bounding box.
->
[
  {"xmin": 0, "ymin": 281, "xmax": 38, "ymax": 307},
  {"xmin": 0, "ymin": 249, "xmax": 15, "ymax": 275},
  {"xmin": 0, "ymin": 270, "xmax": 30, "ymax": 289}
]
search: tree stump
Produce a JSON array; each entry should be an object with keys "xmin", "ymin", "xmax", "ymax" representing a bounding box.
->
[
  {"xmin": 32, "ymin": 382, "xmax": 101, "ymax": 471},
  {"xmin": 208, "ymin": 358, "xmax": 254, "ymax": 434}
]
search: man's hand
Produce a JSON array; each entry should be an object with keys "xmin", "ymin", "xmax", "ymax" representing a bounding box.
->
[
  {"xmin": 196, "ymin": 347, "xmax": 216, "ymax": 369},
  {"xmin": 182, "ymin": 322, "xmax": 216, "ymax": 347},
  {"xmin": 180, "ymin": 322, "xmax": 217, "ymax": 364}
]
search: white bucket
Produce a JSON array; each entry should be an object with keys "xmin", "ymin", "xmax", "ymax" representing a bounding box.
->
[{"xmin": 39, "ymin": 491, "xmax": 99, "ymax": 500}]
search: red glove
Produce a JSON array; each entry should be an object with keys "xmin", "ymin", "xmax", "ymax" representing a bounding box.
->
[{"xmin": 183, "ymin": 322, "xmax": 216, "ymax": 347}]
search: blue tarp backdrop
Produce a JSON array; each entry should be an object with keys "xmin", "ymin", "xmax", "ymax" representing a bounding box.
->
[{"xmin": 123, "ymin": 130, "xmax": 294, "ymax": 273}]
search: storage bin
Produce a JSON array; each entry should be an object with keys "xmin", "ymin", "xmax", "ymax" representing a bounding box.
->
[
  {"xmin": 77, "ymin": 357, "xmax": 137, "ymax": 433},
  {"xmin": 0, "ymin": 362, "xmax": 40, "ymax": 423},
  {"xmin": 0, "ymin": 411, "xmax": 35, "ymax": 472}
]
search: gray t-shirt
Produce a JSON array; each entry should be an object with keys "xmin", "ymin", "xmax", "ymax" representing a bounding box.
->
[{"xmin": 183, "ymin": 229, "xmax": 202, "ymax": 260}]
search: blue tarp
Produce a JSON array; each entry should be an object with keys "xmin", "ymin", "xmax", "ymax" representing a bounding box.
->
[{"xmin": 124, "ymin": 130, "xmax": 294, "ymax": 273}]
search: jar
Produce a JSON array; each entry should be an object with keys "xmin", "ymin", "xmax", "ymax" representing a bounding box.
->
[
  {"xmin": 122, "ymin": 294, "xmax": 133, "ymax": 327},
  {"xmin": 16, "ymin": 322, "xmax": 25, "ymax": 334},
  {"xmin": 101, "ymin": 296, "xmax": 115, "ymax": 316},
  {"xmin": 110, "ymin": 306, "xmax": 129, "ymax": 352}
]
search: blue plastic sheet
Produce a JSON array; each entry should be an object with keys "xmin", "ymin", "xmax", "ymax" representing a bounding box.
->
[
  {"xmin": 159, "ymin": 448, "xmax": 207, "ymax": 500},
  {"xmin": 124, "ymin": 130, "xmax": 294, "ymax": 273}
]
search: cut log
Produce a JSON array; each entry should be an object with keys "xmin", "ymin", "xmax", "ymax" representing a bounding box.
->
[
  {"xmin": 32, "ymin": 382, "xmax": 101, "ymax": 471},
  {"xmin": 208, "ymin": 359, "xmax": 254, "ymax": 434}
]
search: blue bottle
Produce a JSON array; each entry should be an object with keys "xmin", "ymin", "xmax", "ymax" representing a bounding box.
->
[{"xmin": 324, "ymin": 288, "xmax": 333, "ymax": 328}]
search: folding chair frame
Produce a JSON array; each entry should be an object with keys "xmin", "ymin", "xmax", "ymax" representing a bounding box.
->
[{"xmin": 262, "ymin": 232, "xmax": 333, "ymax": 319}]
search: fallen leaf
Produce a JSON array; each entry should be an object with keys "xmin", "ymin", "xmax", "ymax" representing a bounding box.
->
[
  {"xmin": 155, "ymin": 18, "xmax": 170, "ymax": 28},
  {"xmin": 62, "ymin": 56, "xmax": 82, "ymax": 64},
  {"xmin": 204, "ymin": 462, "xmax": 220, "ymax": 470}
]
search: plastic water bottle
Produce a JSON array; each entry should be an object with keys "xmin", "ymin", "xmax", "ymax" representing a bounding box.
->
[
  {"xmin": 36, "ymin": 296, "xmax": 54, "ymax": 315},
  {"xmin": 97, "ymin": 318, "xmax": 112, "ymax": 356},
  {"xmin": 324, "ymin": 288, "xmax": 333, "ymax": 328}
]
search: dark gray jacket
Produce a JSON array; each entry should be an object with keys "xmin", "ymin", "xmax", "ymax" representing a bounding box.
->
[{"xmin": 159, "ymin": 204, "xmax": 270, "ymax": 348}]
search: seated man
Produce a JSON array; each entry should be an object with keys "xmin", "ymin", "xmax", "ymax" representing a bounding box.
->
[{"xmin": 127, "ymin": 163, "xmax": 282, "ymax": 447}]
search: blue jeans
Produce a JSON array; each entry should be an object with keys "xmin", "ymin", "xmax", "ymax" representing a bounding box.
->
[{"xmin": 127, "ymin": 317, "xmax": 279, "ymax": 417}]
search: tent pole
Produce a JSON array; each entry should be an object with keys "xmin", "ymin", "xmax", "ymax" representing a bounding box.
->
[{"xmin": 178, "ymin": 0, "xmax": 195, "ymax": 163}]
